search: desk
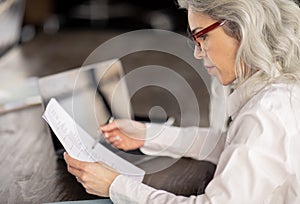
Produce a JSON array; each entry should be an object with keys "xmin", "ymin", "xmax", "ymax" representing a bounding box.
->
[{"xmin": 0, "ymin": 105, "xmax": 215, "ymax": 203}]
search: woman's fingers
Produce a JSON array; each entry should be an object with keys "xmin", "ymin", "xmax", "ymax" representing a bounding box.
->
[
  {"xmin": 64, "ymin": 153, "xmax": 89, "ymax": 183},
  {"xmin": 100, "ymin": 120, "xmax": 118, "ymax": 132},
  {"xmin": 103, "ymin": 129, "xmax": 119, "ymax": 139},
  {"xmin": 107, "ymin": 135, "xmax": 123, "ymax": 147},
  {"xmin": 107, "ymin": 134, "xmax": 122, "ymax": 142},
  {"xmin": 103, "ymin": 130, "xmax": 123, "ymax": 142},
  {"xmin": 67, "ymin": 165, "xmax": 82, "ymax": 177},
  {"xmin": 64, "ymin": 152, "xmax": 86, "ymax": 170},
  {"xmin": 111, "ymin": 139, "xmax": 123, "ymax": 149}
]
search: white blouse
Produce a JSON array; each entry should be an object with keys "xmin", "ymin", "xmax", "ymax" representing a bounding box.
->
[{"xmin": 109, "ymin": 82, "xmax": 300, "ymax": 204}]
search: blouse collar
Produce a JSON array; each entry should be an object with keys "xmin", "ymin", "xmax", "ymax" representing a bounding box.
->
[{"xmin": 227, "ymin": 72, "xmax": 266, "ymax": 120}]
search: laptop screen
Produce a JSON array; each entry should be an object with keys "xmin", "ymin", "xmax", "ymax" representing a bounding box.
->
[{"xmin": 38, "ymin": 59, "xmax": 133, "ymax": 156}]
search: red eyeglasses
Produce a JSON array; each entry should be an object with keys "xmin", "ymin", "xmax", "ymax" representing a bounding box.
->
[{"xmin": 189, "ymin": 20, "xmax": 226, "ymax": 51}]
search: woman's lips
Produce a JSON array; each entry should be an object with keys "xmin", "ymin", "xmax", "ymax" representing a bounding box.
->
[
  {"xmin": 204, "ymin": 66, "xmax": 215, "ymax": 70},
  {"xmin": 204, "ymin": 65, "xmax": 216, "ymax": 74}
]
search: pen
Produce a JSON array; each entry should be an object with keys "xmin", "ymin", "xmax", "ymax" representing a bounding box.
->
[{"xmin": 92, "ymin": 116, "xmax": 114, "ymax": 149}]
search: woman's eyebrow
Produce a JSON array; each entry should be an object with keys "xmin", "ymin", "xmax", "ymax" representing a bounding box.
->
[{"xmin": 191, "ymin": 27, "xmax": 203, "ymax": 34}]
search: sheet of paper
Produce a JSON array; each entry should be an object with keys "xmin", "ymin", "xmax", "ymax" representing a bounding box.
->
[{"xmin": 42, "ymin": 98, "xmax": 145, "ymax": 182}]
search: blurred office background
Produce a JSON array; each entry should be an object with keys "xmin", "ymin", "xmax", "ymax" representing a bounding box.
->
[{"xmin": 0, "ymin": 0, "xmax": 210, "ymax": 127}]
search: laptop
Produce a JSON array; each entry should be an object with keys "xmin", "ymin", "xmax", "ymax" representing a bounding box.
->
[{"xmin": 38, "ymin": 59, "xmax": 155, "ymax": 164}]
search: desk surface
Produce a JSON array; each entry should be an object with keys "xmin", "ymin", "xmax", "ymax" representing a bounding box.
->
[
  {"xmin": 0, "ymin": 30, "xmax": 214, "ymax": 203},
  {"xmin": 0, "ymin": 105, "xmax": 215, "ymax": 203}
]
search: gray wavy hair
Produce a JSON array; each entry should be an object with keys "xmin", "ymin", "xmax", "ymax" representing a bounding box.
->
[{"xmin": 178, "ymin": 0, "xmax": 300, "ymax": 87}]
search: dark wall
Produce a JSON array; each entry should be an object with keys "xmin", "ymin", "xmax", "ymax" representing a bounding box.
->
[{"xmin": 54, "ymin": 0, "xmax": 187, "ymax": 31}]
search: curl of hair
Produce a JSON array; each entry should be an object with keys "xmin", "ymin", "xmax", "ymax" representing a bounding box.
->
[{"xmin": 178, "ymin": 0, "xmax": 300, "ymax": 90}]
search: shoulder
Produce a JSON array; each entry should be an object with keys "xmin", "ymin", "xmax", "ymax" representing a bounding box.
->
[
  {"xmin": 227, "ymin": 82, "xmax": 300, "ymax": 149},
  {"xmin": 246, "ymin": 83, "xmax": 300, "ymax": 113},
  {"xmin": 232, "ymin": 82, "xmax": 300, "ymax": 136}
]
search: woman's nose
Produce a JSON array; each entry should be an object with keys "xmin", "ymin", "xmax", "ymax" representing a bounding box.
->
[{"xmin": 193, "ymin": 46, "xmax": 205, "ymax": 59}]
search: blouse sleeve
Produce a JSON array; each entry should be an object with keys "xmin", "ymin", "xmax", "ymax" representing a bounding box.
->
[{"xmin": 139, "ymin": 123, "xmax": 226, "ymax": 164}]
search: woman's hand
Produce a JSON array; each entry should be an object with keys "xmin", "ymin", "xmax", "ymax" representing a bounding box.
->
[
  {"xmin": 64, "ymin": 152, "xmax": 119, "ymax": 197},
  {"xmin": 100, "ymin": 119, "xmax": 146, "ymax": 151}
]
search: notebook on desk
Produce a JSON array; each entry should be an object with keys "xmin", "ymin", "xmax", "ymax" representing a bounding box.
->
[{"xmin": 38, "ymin": 59, "xmax": 155, "ymax": 165}]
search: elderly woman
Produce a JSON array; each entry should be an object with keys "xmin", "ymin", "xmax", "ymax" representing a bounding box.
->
[{"xmin": 64, "ymin": 0, "xmax": 300, "ymax": 203}]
